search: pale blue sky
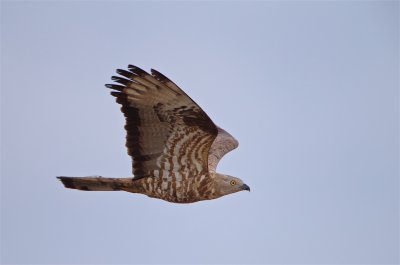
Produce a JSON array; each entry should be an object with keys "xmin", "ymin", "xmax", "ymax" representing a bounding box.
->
[{"xmin": 1, "ymin": 1, "xmax": 399, "ymax": 264}]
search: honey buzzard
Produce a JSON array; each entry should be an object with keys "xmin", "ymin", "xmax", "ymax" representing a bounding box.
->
[{"xmin": 58, "ymin": 65, "xmax": 250, "ymax": 203}]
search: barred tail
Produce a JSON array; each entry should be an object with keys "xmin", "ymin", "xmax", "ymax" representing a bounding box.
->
[{"xmin": 57, "ymin": 176, "xmax": 125, "ymax": 191}]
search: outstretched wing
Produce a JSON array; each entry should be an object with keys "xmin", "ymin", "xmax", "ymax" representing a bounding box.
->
[
  {"xmin": 207, "ymin": 127, "xmax": 239, "ymax": 172},
  {"xmin": 106, "ymin": 65, "xmax": 218, "ymax": 178}
]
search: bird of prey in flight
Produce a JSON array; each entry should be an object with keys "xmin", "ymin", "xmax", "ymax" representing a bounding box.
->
[{"xmin": 58, "ymin": 65, "xmax": 250, "ymax": 203}]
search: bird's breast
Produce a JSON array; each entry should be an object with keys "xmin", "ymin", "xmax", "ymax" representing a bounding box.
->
[{"xmin": 129, "ymin": 171, "xmax": 214, "ymax": 203}]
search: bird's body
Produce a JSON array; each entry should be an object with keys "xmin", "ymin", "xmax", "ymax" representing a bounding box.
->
[{"xmin": 58, "ymin": 65, "xmax": 249, "ymax": 203}]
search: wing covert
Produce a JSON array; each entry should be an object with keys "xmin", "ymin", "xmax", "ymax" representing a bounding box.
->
[{"xmin": 106, "ymin": 65, "xmax": 218, "ymax": 178}]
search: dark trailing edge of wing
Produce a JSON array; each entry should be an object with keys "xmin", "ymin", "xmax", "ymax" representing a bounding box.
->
[{"xmin": 107, "ymin": 89, "xmax": 147, "ymax": 177}]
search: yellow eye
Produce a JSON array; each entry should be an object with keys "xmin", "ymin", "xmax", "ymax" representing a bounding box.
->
[{"xmin": 230, "ymin": 180, "xmax": 236, "ymax": 186}]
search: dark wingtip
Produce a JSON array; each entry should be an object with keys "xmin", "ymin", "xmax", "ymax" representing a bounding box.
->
[
  {"xmin": 57, "ymin": 176, "xmax": 76, "ymax": 189},
  {"xmin": 105, "ymin": 84, "xmax": 124, "ymax": 91},
  {"xmin": 116, "ymin": 69, "xmax": 134, "ymax": 79},
  {"xmin": 151, "ymin": 68, "xmax": 169, "ymax": 82},
  {"xmin": 127, "ymin": 65, "xmax": 148, "ymax": 76},
  {"xmin": 111, "ymin": 76, "xmax": 130, "ymax": 85}
]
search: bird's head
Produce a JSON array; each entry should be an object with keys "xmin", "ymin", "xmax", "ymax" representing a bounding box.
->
[{"xmin": 212, "ymin": 173, "xmax": 250, "ymax": 198}]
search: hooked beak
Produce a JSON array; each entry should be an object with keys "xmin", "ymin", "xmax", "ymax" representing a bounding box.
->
[{"xmin": 241, "ymin": 184, "xmax": 250, "ymax": 192}]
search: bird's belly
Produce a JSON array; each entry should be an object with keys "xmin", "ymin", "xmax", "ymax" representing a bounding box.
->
[{"xmin": 131, "ymin": 172, "xmax": 211, "ymax": 203}]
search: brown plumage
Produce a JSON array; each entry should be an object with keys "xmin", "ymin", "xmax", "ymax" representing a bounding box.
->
[{"xmin": 58, "ymin": 65, "xmax": 249, "ymax": 203}]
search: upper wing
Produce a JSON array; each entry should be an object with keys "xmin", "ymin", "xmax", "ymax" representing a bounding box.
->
[
  {"xmin": 106, "ymin": 65, "xmax": 218, "ymax": 178},
  {"xmin": 207, "ymin": 127, "xmax": 239, "ymax": 172}
]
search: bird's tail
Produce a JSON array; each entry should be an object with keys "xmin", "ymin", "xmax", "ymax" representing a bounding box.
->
[{"xmin": 57, "ymin": 176, "xmax": 127, "ymax": 191}]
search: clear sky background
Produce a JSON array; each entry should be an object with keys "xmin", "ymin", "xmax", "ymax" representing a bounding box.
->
[{"xmin": 1, "ymin": 1, "xmax": 398, "ymax": 264}]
